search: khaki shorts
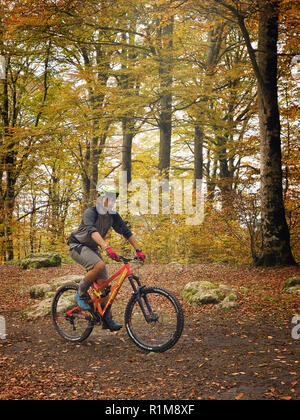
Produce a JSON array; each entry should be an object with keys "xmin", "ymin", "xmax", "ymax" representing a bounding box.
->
[{"xmin": 69, "ymin": 246, "xmax": 108, "ymax": 279}]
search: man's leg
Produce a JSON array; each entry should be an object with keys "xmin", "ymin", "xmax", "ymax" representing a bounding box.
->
[
  {"xmin": 69, "ymin": 247, "xmax": 121, "ymax": 330},
  {"xmin": 89, "ymin": 264, "xmax": 122, "ymax": 331},
  {"xmin": 81, "ymin": 261, "xmax": 106, "ymax": 293},
  {"xmin": 70, "ymin": 247, "xmax": 106, "ymax": 309},
  {"xmin": 79, "ymin": 264, "xmax": 122, "ymax": 332}
]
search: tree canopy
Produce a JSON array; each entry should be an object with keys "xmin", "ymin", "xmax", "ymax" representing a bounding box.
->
[{"xmin": 0, "ymin": 0, "xmax": 299, "ymax": 266}]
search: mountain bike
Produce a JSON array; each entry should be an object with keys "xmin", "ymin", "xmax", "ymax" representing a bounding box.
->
[{"xmin": 52, "ymin": 255, "xmax": 184, "ymax": 352}]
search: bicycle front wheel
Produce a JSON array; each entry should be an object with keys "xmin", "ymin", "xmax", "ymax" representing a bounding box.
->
[
  {"xmin": 52, "ymin": 282, "xmax": 94, "ymax": 343},
  {"xmin": 125, "ymin": 286, "xmax": 184, "ymax": 352}
]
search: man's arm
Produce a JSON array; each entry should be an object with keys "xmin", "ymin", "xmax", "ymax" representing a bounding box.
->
[
  {"xmin": 127, "ymin": 234, "xmax": 141, "ymax": 251},
  {"xmin": 111, "ymin": 213, "xmax": 145, "ymax": 260},
  {"xmin": 91, "ymin": 231, "xmax": 108, "ymax": 249},
  {"xmin": 128, "ymin": 235, "xmax": 146, "ymax": 262},
  {"xmin": 92, "ymin": 230, "xmax": 142, "ymax": 255},
  {"xmin": 91, "ymin": 231, "xmax": 119, "ymax": 261}
]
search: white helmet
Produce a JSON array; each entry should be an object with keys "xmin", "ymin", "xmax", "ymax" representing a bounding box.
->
[{"xmin": 96, "ymin": 182, "xmax": 119, "ymax": 198}]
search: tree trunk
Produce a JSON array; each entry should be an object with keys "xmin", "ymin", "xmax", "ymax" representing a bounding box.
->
[
  {"xmin": 80, "ymin": 45, "xmax": 109, "ymax": 209},
  {"xmin": 4, "ymin": 177, "xmax": 15, "ymax": 261},
  {"xmin": 216, "ymin": 134, "xmax": 232, "ymax": 208},
  {"xmin": 158, "ymin": 11, "xmax": 174, "ymax": 178},
  {"xmin": 206, "ymin": 149, "xmax": 217, "ymax": 203},
  {"xmin": 122, "ymin": 118, "xmax": 135, "ymax": 185},
  {"xmin": 211, "ymin": 0, "xmax": 296, "ymax": 266},
  {"xmin": 255, "ymin": 1, "xmax": 295, "ymax": 265},
  {"xmin": 158, "ymin": 92, "xmax": 172, "ymax": 178},
  {"xmin": 0, "ymin": 56, "xmax": 15, "ymax": 261},
  {"xmin": 193, "ymin": 23, "xmax": 223, "ymax": 200},
  {"xmin": 194, "ymin": 125, "xmax": 203, "ymax": 186},
  {"xmin": 120, "ymin": 27, "xmax": 138, "ymax": 186}
]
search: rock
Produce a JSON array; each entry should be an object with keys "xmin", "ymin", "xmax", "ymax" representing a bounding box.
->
[
  {"xmin": 168, "ymin": 261, "xmax": 185, "ymax": 274},
  {"xmin": 288, "ymin": 285, "xmax": 300, "ymax": 294},
  {"xmin": 20, "ymin": 253, "xmax": 61, "ymax": 269},
  {"xmin": 217, "ymin": 293, "xmax": 239, "ymax": 309},
  {"xmin": 181, "ymin": 280, "xmax": 238, "ymax": 309},
  {"xmin": 29, "ymin": 284, "xmax": 52, "ymax": 299},
  {"xmin": 24, "ymin": 274, "xmax": 83, "ymax": 320},
  {"xmin": 22, "ymin": 298, "xmax": 53, "ymax": 319},
  {"xmin": 22, "ymin": 293, "xmax": 76, "ymax": 320},
  {"xmin": 192, "ymin": 288, "xmax": 219, "ymax": 304},
  {"xmin": 181, "ymin": 281, "xmax": 218, "ymax": 305},
  {"xmin": 50, "ymin": 275, "xmax": 82, "ymax": 288},
  {"xmin": 29, "ymin": 275, "xmax": 82, "ymax": 301},
  {"xmin": 285, "ymin": 286, "xmax": 300, "ymax": 294},
  {"xmin": 283, "ymin": 277, "xmax": 300, "ymax": 291}
]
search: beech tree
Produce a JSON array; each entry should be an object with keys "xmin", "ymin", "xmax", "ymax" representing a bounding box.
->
[
  {"xmin": 199, "ymin": 0, "xmax": 296, "ymax": 265},
  {"xmin": 1, "ymin": 0, "xmax": 298, "ymax": 265},
  {"xmin": 0, "ymin": 2, "xmax": 54, "ymax": 260}
]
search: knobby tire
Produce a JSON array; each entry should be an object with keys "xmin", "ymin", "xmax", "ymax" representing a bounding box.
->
[
  {"xmin": 52, "ymin": 282, "xmax": 94, "ymax": 343},
  {"xmin": 124, "ymin": 286, "xmax": 184, "ymax": 352}
]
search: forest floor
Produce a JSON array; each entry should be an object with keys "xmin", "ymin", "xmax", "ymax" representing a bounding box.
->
[{"xmin": 0, "ymin": 261, "xmax": 299, "ymax": 401}]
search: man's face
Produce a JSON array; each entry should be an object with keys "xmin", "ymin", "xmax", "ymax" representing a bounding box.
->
[
  {"xmin": 103, "ymin": 196, "xmax": 116, "ymax": 211},
  {"xmin": 96, "ymin": 194, "xmax": 117, "ymax": 214}
]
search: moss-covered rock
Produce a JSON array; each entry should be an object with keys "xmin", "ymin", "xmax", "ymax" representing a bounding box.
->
[
  {"xmin": 219, "ymin": 294, "xmax": 238, "ymax": 309},
  {"xmin": 283, "ymin": 277, "xmax": 300, "ymax": 290},
  {"xmin": 182, "ymin": 281, "xmax": 218, "ymax": 304},
  {"xmin": 29, "ymin": 284, "xmax": 52, "ymax": 299},
  {"xmin": 50, "ymin": 275, "xmax": 82, "ymax": 288},
  {"xmin": 181, "ymin": 281, "xmax": 238, "ymax": 308},
  {"xmin": 22, "ymin": 293, "xmax": 76, "ymax": 320},
  {"xmin": 24, "ymin": 274, "xmax": 83, "ymax": 320},
  {"xmin": 20, "ymin": 253, "xmax": 61, "ymax": 269}
]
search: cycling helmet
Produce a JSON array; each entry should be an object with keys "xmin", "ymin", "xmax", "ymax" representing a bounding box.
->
[{"xmin": 96, "ymin": 182, "xmax": 119, "ymax": 198}]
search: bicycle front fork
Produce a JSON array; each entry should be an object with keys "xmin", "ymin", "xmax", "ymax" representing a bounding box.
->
[{"xmin": 128, "ymin": 275, "xmax": 158, "ymax": 323}]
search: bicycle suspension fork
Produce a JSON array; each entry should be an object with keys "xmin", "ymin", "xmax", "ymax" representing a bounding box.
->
[{"xmin": 128, "ymin": 275, "xmax": 156, "ymax": 323}]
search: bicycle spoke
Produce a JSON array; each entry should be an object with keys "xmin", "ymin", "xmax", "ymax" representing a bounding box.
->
[
  {"xmin": 52, "ymin": 283, "xmax": 94, "ymax": 343},
  {"xmin": 125, "ymin": 287, "xmax": 184, "ymax": 352}
]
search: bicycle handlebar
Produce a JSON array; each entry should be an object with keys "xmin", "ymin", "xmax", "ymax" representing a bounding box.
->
[{"xmin": 116, "ymin": 255, "xmax": 142, "ymax": 263}]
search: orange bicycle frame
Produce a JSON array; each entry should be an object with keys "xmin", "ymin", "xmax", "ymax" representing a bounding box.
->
[{"xmin": 89, "ymin": 263, "xmax": 133, "ymax": 317}]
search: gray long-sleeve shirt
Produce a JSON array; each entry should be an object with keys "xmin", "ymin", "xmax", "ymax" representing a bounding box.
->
[{"xmin": 69, "ymin": 207, "xmax": 133, "ymax": 251}]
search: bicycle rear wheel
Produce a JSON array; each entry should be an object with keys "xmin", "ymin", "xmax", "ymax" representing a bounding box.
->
[
  {"xmin": 52, "ymin": 282, "xmax": 94, "ymax": 343},
  {"xmin": 125, "ymin": 286, "xmax": 184, "ymax": 352}
]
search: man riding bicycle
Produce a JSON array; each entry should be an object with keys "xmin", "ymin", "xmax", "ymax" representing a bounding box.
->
[{"xmin": 68, "ymin": 183, "xmax": 146, "ymax": 332}]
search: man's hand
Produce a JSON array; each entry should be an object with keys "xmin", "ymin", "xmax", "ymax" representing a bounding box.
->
[
  {"xmin": 136, "ymin": 249, "xmax": 146, "ymax": 262},
  {"xmin": 105, "ymin": 246, "xmax": 120, "ymax": 261}
]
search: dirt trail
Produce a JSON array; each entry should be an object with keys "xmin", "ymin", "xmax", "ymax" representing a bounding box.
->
[{"xmin": 0, "ymin": 262, "xmax": 299, "ymax": 400}]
